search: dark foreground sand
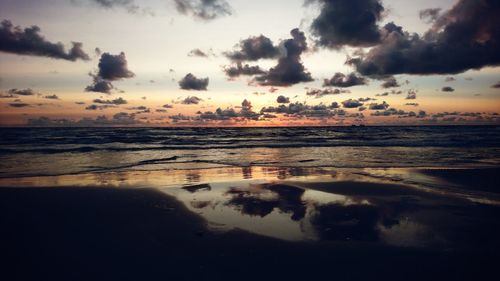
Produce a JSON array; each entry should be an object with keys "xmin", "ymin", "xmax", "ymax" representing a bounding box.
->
[{"xmin": 1, "ymin": 185, "xmax": 499, "ymax": 281}]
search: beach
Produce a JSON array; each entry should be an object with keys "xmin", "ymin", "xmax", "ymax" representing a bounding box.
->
[{"xmin": 1, "ymin": 166, "xmax": 499, "ymax": 280}]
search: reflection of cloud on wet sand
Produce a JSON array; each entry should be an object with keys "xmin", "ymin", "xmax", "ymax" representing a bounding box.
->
[
  {"xmin": 177, "ymin": 180, "xmax": 500, "ymax": 248},
  {"xmin": 225, "ymin": 184, "xmax": 306, "ymax": 220}
]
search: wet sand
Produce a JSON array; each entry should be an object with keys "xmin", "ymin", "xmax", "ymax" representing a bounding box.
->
[
  {"xmin": 1, "ymin": 180, "xmax": 499, "ymax": 281},
  {"xmin": 419, "ymin": 167, "xmax": 500, "ymax": 193}
]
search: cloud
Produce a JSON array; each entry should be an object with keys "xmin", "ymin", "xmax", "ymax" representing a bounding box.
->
[
  {"xmin": 368, "ymin": 101, "xmax": 389, "ymax": 110},
  {"xmin": 260, "ymin": 102, "xmax": 358, "ymax": 119},
  {"xmin": 349, "ymin": 1, "xmax": 500, "ymax": 76},
  {"xmin": 127, "ymin": 105, "xmax": 150, "ymax": 113},
  {"xmin": 179, "ymin": 73, "xmax": 209, "ymax": 90},
  {"xmin": 323, "ymin": 72, "xmax": 367, "ymax": 88},
  {"xmin": 85, "ymin": 77, "xmax": 115, "ymax": 94},
  {"xmin": 371, "ymin": 108, "xmax": 427, "ymax": 118},
  {"xmin": 491, "ymin": 81, "xmax": 500, "ymax": 88},
  {"xmin": 6, "ymin": 88, "xmax": 36, "ymax": 96},
  {"xmin": 308, "ymin": 0, "xmax": 384, "ymax": 48},
  {"xmin": 0, "ymin": 20, "xmax": 89, "ymax": 61},
  {"xmin": 44, "ymin": 94, "xmax": 59, "ymax": 100},
  {"xmin": 380, "ymin": 76, "xmax": 400, "ymax": 88},
  {"xmin": 419, "ymin": 8, "xmax": 441, "ymax": 24},
  {"xmin": 85, "ymin": 104, "xmax": 116, "ymax": 110},
  {"xmin": 254, "ymin": 29, "xmax": 313, "ymax": 86},
  {"xmin": 93, "ymin": 97, "xmax": 127, "ymax": 105},
  {"xmin": 405, "ymin": 103, "xmax": 419, "ymax": 106},
  {"xmin": 341, "ymin": 98, "xmax": 364, "ymax": 108},
  {"xmin": 197, "ymin": 99, "xmax": 260, "ymax": 121},
  {"xmin": 442, "ymin": 86, "xmax": 455, "ymax": 92},
  {"xmin": 445, "ymin": 76, "xmax": 456, "ymax": 82},
  {"xmin": 406, "ymin": 90, "xmax": 417, "ymax": 99},
  {"xmin": 85, "ymin": 52, "xmax": 134, "ymax": 94},
  {"xmin": 9, "ymin": 102, "xmax": 30, "ymax": 108},
  {"xmin": 182, "ymin": 96, "xmax": 203, "ymax": 104},
  {"xmin": 162, "ymin": 104, "xmax": 174, "ymax": 108},
  {"xmin": 225, "ymin": 35, "xmax": 279, "ymax": 61},
  {"xmin": 97, "ymin": 52, "xmax": 135, "ymax": 80},
  {"xmin": 174, "ymin": 0, "xmax": 232, "ymax": 21},
  {"xmin": 376, "ymin": 89, "xmax": 402, "ymax": 97},
  {"xmin": 75, "ymin": 0, "xmax": 153, "ymax": 16},
  {"xmin": 306, "ymin": 88, "xmax": 350, "ymax": 98},
  {"xmin": 27, "ymin": 112, "xmax": 139, "ymax": 126},
  {"xmin": 224, "ymin": 62, "xmax": 266, "ymax": 78},
  {"xmin": 276, "ymin": 95, "xmax": 290, "ymax": 104},
  {"xmin": 188, "ymin": 48, "xmax": 209, "ymax": 57}
]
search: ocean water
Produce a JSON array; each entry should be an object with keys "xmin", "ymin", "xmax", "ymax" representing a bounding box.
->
[{"xmin": 0, "ymin": 126, "xmax": 499, "ymax": 178}]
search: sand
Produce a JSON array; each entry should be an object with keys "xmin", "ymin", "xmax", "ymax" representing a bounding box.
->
[{"xmin": 1, "ymin": 180, "xmax": 499, "ymax": 281}]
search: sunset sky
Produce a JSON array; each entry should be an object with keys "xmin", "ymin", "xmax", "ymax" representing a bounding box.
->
[{"xmin": 0, "ymin": 0, "xmax": 499, "ymax": 126}]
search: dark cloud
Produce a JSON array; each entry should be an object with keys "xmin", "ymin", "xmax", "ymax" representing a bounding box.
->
[
  {"xmin": 260, "ymin": 102, "xmax": 348, "ymax": 118},
  {"xmin": 44, "ymin": 94, "xmax": 59, "ymax": 100},
  {"xmin": 491, "ymin": 81, "xmax": 500, "ymax": 88},
  {"xmin": 323, "ymin": 72, "xmax": 367, "ymax": 88},
  {"xmin": 341, "ymin": 99, "xmax": 363, "ymax": 108},
  {"xmin": 349, "ymin": 1, "xmax": 500, "ymax": 76},
  {"xmin": 182, "ymin": 96, "xmax": 203, "ymax": 104},
  {"xmin": 376, "ymin": 89, "xmax": 403, "ymax": 96},
  {"xmin": 254, "ymin": 29, "xmax": 313, "ymax": 86},
  {"xmin": 85, "ymin": 52, "xmax": 134, "ymax": 94},
  {"xmin": 225, "ymin": 35, "xmax": 279, "ymax": 61},
  {"xmin": 406, "ymin": 91, "xmax": 417, "ymax": 100},
  {"xmin": 9, "ymin": 102, "xmax": 30, "ymax": 108},
  {"xmin": 445, "ymin": 76, "xmax": 456, "ymax": 82},
  {"xmin": 406, "ymin": 90, "xmax": 417, "ymax": 99},
  {"xmin": 306, "ymin": 88, "xmax": 350, "ymax": 98},
  {"xmin": 6, "ymin": 88, "xmax": 36, "ymax": 96},
  {"xmin": 0, "ymin": 20, "xmax": 89, "ymax": 61},
  {"xmin": 85, "ymin": 104, "xmax": 116, "ymax": 110},
  {"xmin": 380, "ymin": 76, "xmax": 400, "ymax": 88},
  {"xmin": 127, "ymin": 105, "xmax": 150, "ymax": 113},
  {"xmin": 169, "ymin": 113, "xmax": 194, "ymax": 122},
  {"xmin": 276, "ymin": 95, "xmax": 290, "ymax": 104},
  {"xmin": 368, "ymin": 101, "xmax": 389, "ymax": 110},
  {"xmin": 419, "ymin": 8, "xmax": 441, "ymax": 24},
  {"xmin": 27, "ymin": 112, "xmax": 139, "ymax": 126},
  {"xmin": 405, "ymin": 103, "xmax": 419, "ymax": 106},
  {"xmin": 371, "ymin": 108, "xmax": 427, "ymax": 118},
  {"xmin": 162, "ymin": 104, "xmax": 174, "ymax": 108},
  {"xmin": 85, "ymin": 77, "xmax": 115, "ymax": 94},
  {"xmin": 93, "ymin": 97, "xmax": 127, "ymax": 105},
  {"xmin": 179, "ymin": 73, "xmax": 209, "ymax": 90},
  {"xmin": 442, "ymin": 86, "xmax": 455, "ymax": 92},
  {"xmin": 197, "ymin": 99, "xmax": 260, "ymax": 121},
  {"xmin": 174, "ymin": 0, "xmax": 232, "ymax": 21},
  {"xmin": 97, "ymin": 52, "xmax": 135, "ymax": 81},
  {"xmin": 308, "ymin": 0, "xmax": 384, "ymax": 48},
  {"xmin": 76, "ymin": 0, "xmax": 153, "ymax": 16},
  {"xmin": 224, "ymin": 62, "xmax": 266, "ymax": 78}
]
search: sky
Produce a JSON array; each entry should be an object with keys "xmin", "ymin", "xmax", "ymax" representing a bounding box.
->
[{"xmin": 0, "ymin": 0, "xmax": 499, "ymax": 126}]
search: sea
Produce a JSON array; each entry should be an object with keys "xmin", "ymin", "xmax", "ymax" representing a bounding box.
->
[{"xmin": 0, "ymin": 126, "xmax": 499, "ymax": 179}]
